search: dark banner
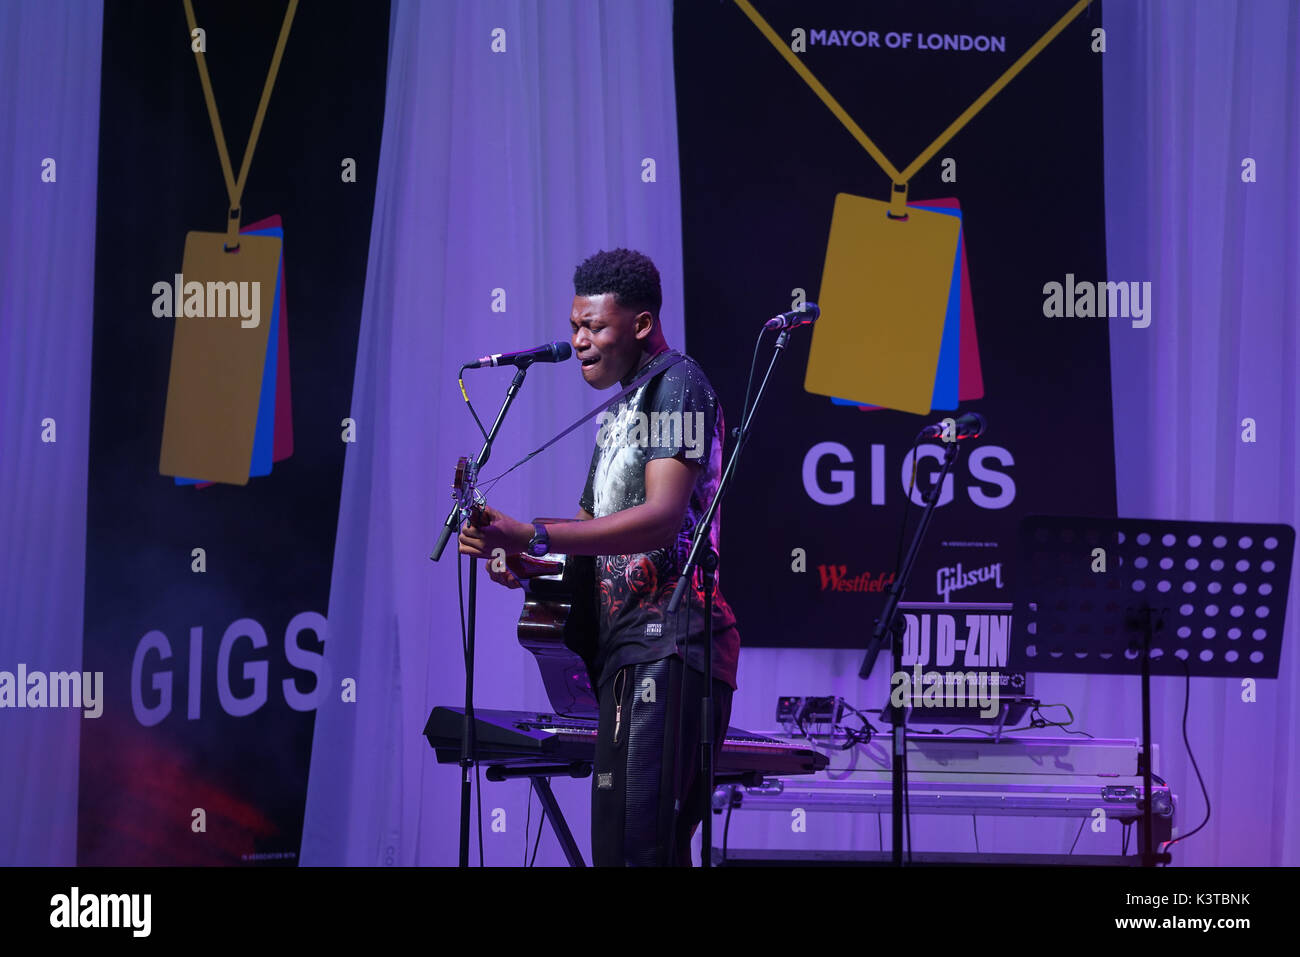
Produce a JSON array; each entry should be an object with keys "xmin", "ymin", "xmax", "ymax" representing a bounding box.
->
[
  {"xmin": 674, "ymin": 0, "xmax": 1118, "ymax": 648},
  {"xmin": 79, "ymin": 0, "xmax": 389, "ymax": 864}
]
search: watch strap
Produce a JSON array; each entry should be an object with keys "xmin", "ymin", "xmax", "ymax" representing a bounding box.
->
[{"xmin": 528, "ymin": 521, "xmax": 549, "ymax": 555}]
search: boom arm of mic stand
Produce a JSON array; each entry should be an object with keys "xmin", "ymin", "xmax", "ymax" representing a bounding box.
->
[
  {"xmin": 430, "ymin": 364, "xmax": 531, "ymax": 561},
  {"xmin": 431, "ymin": 503, "xmax": 462, "ymax": 562},
  {"xmin": 856, "ymin": 439, "xmax": 960, "ymax": 868},
  {"xmin": 669, "ymin": 330, "xmax": 791, "ymax": 612},
  {"xmin": 858, "ymin": 440, "xmax": 962, "ymax": 679}
]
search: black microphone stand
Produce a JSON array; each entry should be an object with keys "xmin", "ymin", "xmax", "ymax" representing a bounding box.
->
[
  {"xmin": 430, "ymin": 363, "xmax": 532, "ymax": 868},
  {"xmin": 668, "ymin": 325, "xmax": 794, "ymax": 867},
  {"xmin": 857, "ymin": 436, "xmax": 962, "ymax": 865}
]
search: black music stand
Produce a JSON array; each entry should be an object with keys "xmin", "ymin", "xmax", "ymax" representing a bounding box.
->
[{"xmin": 1011, "ymin": 516, "xmax": 1294, "ymax": 866}]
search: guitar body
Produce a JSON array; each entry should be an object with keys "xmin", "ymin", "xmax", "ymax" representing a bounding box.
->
[
  {"xmin": 450, "ymin": 452, "xmax": 600, "ymax": 715},
  {"xmin": 511, "ymin": 521, "xmax": 600, "ymax": 716}
]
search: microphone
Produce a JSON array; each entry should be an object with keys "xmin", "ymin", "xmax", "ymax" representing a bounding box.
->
[
  {"xmin": 764, "ymin": 303, "xmax": 820, "ymax": 330},
  {"xmin": 464, "ymin": 341, "xmax": 573, "ymax": 369},
  {"xmin": 917, "ymin": 411, "xmax": 986, "ymax": 441}
]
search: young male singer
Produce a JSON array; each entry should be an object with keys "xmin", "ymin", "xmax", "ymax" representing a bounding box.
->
[{"xmin": 458, "ymin": 248, "xmax": 740, "ymax": 866}]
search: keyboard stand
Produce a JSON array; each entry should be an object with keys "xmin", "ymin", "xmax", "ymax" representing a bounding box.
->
[
  {"xmin": 485, "ymin": 761, "xmax": 592, "ymax": 867},
  {"xmin": 478, "ymin": 761, "xmax": 767, "ymax": 867}
]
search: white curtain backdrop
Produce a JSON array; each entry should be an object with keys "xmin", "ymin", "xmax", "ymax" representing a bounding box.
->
[
  {"xmin": 0, "ymin": 0, "xmax": 103, "ymax": 866},
  {"xmin": 1101, "ymin": 0, "xmax": 1300, "ymax": 866}
]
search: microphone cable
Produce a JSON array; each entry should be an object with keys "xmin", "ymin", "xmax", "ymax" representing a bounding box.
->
[
  {"xmin": 730, "ymin": 325, "xmax": 771, "ymax": 480},
  {"xmin": 457, "ymin": 364, "xmax": 490, "ymax": 442}
]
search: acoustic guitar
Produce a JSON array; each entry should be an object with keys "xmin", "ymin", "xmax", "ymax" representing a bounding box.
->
[
  {"xmin": 509, "ymin": 528, "xmax": 599, "ymax": 716},
  {"xmin": 453, "ymin": 458, "xmax": 599, "ymax": 714}
]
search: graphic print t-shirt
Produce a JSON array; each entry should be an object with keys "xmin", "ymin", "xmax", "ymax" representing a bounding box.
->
[{"xmin": 579, "ymin": 349, "xmax": 740, "ymax": 690}]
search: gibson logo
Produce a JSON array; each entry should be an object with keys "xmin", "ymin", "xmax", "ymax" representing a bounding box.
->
[
  {"xmin": 936, "ymin": 561, "xmax": 1004, "ymax": 601},
  {"xmin": 817, "ymin": 565, "xmax": 895, "ymax": 593}
]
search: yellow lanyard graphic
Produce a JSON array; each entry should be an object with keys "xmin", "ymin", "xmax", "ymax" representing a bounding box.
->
[
  {"xmin": 734, "ymin": 0, "xmax": 1092, "ymax": 215},
  {"xmin": 182, "ymin": 0, "xmax": 298, "ymax": 249}
]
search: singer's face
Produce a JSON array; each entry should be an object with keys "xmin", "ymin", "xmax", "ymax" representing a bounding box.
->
[{"xmin": 570, "ymin": 294, "xmax": 650, "ymax": 389}]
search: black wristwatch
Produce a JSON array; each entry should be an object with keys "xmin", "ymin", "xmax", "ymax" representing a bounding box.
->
[{"xmin": 526, "ymin": 522, "xmax": 550, "ymax": 557}]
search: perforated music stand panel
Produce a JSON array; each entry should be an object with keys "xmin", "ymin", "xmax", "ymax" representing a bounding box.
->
[{"xmin": 1010, "ymin": 516, "xmax": 1294, "ymax": 678}]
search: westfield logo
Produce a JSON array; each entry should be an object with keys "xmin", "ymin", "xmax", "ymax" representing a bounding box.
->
[{"xmin": 817, "ymin": 565, "xmax": 896, "ymax": 593}]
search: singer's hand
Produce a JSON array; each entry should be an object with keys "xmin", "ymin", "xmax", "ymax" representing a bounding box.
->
[
  {"xmin": 486, "ymin": 565, "xmax": 522, "ymax": 589},
  {"xmin": 458, "ymin": 505, "xmax": 532, "ymax": 559},
  {"xmin": 486, "ymin": 554, "xmax": 560, "ymax": 589}
]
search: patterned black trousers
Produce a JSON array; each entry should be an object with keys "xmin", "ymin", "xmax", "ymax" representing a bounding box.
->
[{"xmin": 590, "ymin": 653, "xmax": 733, "ymax": 866}]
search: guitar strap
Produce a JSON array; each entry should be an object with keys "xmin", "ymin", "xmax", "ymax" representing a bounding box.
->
[{"xmin": 480, "ymin": 350, "xmax": 687, "ymax": 490}]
